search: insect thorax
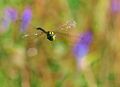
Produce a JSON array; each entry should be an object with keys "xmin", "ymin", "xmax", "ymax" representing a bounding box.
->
[{"xmin": 47, "ymin": 31, "xmax": 56, "ymax": 41}]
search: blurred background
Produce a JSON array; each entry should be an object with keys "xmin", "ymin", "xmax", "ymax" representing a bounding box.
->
[{"xmin": 0, "ymin": 0, "xmax": 120, "ymax": 87}]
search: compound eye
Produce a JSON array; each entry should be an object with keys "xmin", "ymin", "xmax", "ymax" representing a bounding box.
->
[
  {"xmin": 49, "ymin": 32, "xmax": 52, "ymax": 34},
  {"xmin": 51, "ymin": 32, "xmax": 54, "ymax": 35},
  {"xmin": 49, "ymin": 32, "xmax": 54, "ymax": 35}
]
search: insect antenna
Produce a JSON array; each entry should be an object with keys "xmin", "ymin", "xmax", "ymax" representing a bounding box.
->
[{"xmin": 36, "ymin": 27, "xmax": 47, "ymax": 34}]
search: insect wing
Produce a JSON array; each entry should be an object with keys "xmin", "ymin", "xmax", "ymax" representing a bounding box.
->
[
  {"xmin": 53, "ymin": 20, "xmax": 77, "ymax": 38},
  {"xmin": 57, "ymin": 20, "xmax": 76, "ymax": 32},
  {"xmin": 22, "ymin": 30, "xmax": 45, "ymax": 38}
]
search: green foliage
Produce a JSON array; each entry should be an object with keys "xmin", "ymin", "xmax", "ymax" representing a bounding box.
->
[{"xmin": 0, "ymin": 0, "xmax": 118, "ymax": 87}]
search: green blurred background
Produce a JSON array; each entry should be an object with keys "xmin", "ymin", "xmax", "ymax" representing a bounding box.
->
[{"xmin": 0, "ymin": 0, "xmax": 120, "ymax": 87}]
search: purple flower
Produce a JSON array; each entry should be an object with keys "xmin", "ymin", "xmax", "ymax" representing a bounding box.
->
[
  {"xmin": 73, "ymin": 31, "xmax": 93, "ymax": 59},
  {"xmin": 20, "ymin": 7, "xmax": 32, "ymax": 32},
  {"xmin": 2, "ymin": 7, "xmax": 18, "ymax": 29},
  {"xmin": 5, "ymin": 7, "xmax": 18, "ymax": 21},
  {"xmin": 111, "ymin": 0, "xmax": 120, "ymax": 12}
]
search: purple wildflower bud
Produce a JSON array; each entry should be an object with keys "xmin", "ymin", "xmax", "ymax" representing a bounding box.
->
[
  {"xmin": 20, "ymin": 7, "xmax": 32, "ymax": 32},
  {"xmin": 6, "ymin": 8, "xmax": 18, "ymax": 21},
  {"xmin": 2, "ymin": 7, "xmax": 18, "ymax": 29},
  {"xmin": 111, "ymin": 0, "xmax": 120, "ymax": 12},
  {"xmin": 73, "ymin": 31, "xmax": 93, "ymax": 70},
  {"xmin": 73, "ymin": 31, "xmax": 93, "ymax": 59}
]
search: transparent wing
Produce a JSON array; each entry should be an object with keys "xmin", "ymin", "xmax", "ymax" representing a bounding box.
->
[
  {"xmin": 55, "ymin": 20, "xmax": 76, "ymax": 32},
  {"xmin": 53, "ymin": 20, "xmax": 79, "ymax": 46},
  {"xmin": 53, "ymin": 19, "xmax": 77, "ymax": 38},
  {"xmin": 53, "ymin": 20, "xmax": 76, "ymax": 38},
  {"xmin": 22, "ymin": 31, "xmax": 45, "ymax": 39},
  {"xmin": 20, "ymin": 24, "xmax": 46, "ymax": 39}
]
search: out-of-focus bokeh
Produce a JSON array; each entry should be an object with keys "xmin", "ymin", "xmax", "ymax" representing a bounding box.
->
[{"xmin": 0, "ymin": 0, "xmax": 120, "ymax": 87}]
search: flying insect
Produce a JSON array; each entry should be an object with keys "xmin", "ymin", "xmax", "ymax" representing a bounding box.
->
[
  {"xmin": 36, "ymin": 27, "xmax": 56, "ymax": 41},
  {"xmin": 23, "ymin": 20, "xmax": 76, "ymax": 41}
]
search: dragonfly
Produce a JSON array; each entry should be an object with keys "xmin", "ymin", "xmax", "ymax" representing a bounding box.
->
[{"xmin": 23, "ymin": 20, "xmax": 76, "ymax": 41}]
